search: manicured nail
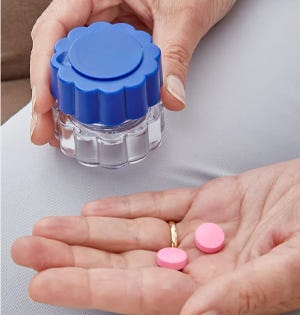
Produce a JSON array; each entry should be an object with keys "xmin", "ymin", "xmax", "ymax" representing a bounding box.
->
[
  {"xmin": 202, "ymin": 311, "xmax": 218, "ymax": 315},
  {"xmin": 166, "ymin": 75, "xmax": 186, "ymax": 105},
  {"xmin": 31, "ymin": 86, "xmax": 37, "ymax": 113},
  {"xmin": 30, "ymin": 112, "xmax": 39, "ymax": 138}
]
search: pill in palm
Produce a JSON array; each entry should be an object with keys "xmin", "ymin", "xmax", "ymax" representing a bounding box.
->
[
  {"xmin": 194, "ymin": 222, "xmax": 225, "ymax": 253},
  {"xmin": 157, "ymin": 247, "xmax": 188, "ymax": 270}
]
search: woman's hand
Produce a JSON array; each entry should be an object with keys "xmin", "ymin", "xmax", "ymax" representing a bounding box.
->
[
  {"xmin": 30, "ymin": 0, "xmax": 236, "ymax": 145},
  {"xmin": 12, "ymin": 159, "xmax": 300, "ymax": 315}
]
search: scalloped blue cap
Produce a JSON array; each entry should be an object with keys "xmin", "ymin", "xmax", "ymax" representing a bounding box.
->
[{"xmin": 50, "ymin": 22, "xmax": 162, "ymax": 125}]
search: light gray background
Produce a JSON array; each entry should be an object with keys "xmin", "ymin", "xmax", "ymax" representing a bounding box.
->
[{"xmin": 2, "ymin": 0, "xmax": 300, "ymax": 314}]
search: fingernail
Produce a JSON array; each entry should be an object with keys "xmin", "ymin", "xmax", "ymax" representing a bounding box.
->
[
  {"xmin": 30, "ymin": 112, "xmax": 39, "ymax": 138},
  {"xmin": 202, "ymin": 311, "xmax": 218, "ymax": 315},
  {"xmin": 31, "ymin": 86, "xmax": 37, "ymax": 113},
  {"xmin": 166, "ymin": 75, "xmax": 186, "ymax": 105}
]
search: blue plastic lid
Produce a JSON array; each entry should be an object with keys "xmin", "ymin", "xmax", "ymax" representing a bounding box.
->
[{"xmin": 50, "ymin": 22, "xmax": 162, "ymax": 125}]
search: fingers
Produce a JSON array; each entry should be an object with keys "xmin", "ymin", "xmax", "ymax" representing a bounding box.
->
[
  {"xmin": 30, "ymin": 1, "xmax": 91, "ymax": 144},
  {"xmin": 32, "ymin": 216, "xmax": 171, "ymax": 251},
  {"xmin": 30, "ymin": 0, "xmax": 95, "ymax": 107},
  {"xmin": 30, "ymin": 21, "xmax": 63, "ymax": 115},
  {"xmin": 30, "ymin": 110, "xmax": 55, "ymax": 145},
  {"xmin": 11, "ymin": 236, "xmax": 156, "ymax": 271},
  {"xmin": 12, "ymin": 236, "xmax": 73, "ymax": 270},
  {"xmin": 29, "ymin": 266, "xmax": 195, "ymax": 315},
  {"xmin": 82, "ymin": 188, "xmax": 197, "ymax": 221},
  {"xmin": 181, "ymin": 236, "xmax": 300, "ymax": 315},
  {"xmin": 152, "ymin": 3, "xmax": 207, "ymax": 111},
  {"xmin": 152, "ymin": 1, "xmax": 237, "ymax": 112},
  {"xmin": 30, "ymin": 0, "xmax": 121, "ymax": 145}
]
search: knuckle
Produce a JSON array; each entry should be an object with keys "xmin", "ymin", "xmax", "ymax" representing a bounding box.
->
[
  {"xmin": 180, "ymin": 1, "xmax": 203, "ymax": 22},
  {"xmin": 152, "ymin": 191, "xmax": 164, "ymax": 218},
  {"xmin": 31, "ymin": 17, "xmax": 42, "ymax": 41},
  {"xmin": 124, "ymin": 195, "xmax": 137, "ymax": 219},
  {"xmin": 132, "ymin": 218, "xmax": 143, "ymax": 246},
  {"xmin": 184, "ymin": 2, "xmax": 213, "ymax": 32},
  {"xmin": 30, "ymin": 11, "xmax": 50, "ymax": 41},
  {"xmin": 237, "ymin": 284, "xmax": 268, "ymax": 315},
  {"xmin": 154, "ymin": 0, "xmax": 207, "ymax": 30},
  {"xmin": 163, "ymin": 44, "xmax": 190, "ymax": 70}
]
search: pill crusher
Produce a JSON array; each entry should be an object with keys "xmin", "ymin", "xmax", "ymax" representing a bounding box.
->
[{"xmin": 50, "ymin": 22, "xmax": 164, "ymax": 169}]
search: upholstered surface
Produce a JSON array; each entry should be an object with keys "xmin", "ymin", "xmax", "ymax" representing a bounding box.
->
[{"xmin": 1, "ymin": 0, "xmax": 51, "ymax": 124}]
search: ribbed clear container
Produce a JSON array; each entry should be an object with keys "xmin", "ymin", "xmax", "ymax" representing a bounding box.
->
[
  {"xmin": 53, "ymin": 101, "xmax": 164, "ymax": 168},
  {"xmin": 51, "ymin": 22, "xmax": 164, "ymax": 168}
]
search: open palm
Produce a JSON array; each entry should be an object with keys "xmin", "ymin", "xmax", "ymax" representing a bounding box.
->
[{"xmin": 12, "ymin": 160, "xmax": 300, "ymax": 315}]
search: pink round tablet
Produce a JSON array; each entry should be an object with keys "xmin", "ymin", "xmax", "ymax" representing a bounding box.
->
[
  {"xmin": 194, "ymin": 222, "xmax": 225, "ymax": 253},
  {"xmin": 157, "ymin": 247, "xmax": 188, "ymax": 270}
]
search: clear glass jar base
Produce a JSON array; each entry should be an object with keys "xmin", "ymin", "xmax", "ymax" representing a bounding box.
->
[{"xmin": 53, "ymin": 102, "xmax": 164, "ymax": 169}]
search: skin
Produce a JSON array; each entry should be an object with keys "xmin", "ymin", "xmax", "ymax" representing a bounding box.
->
[
  {"xmin": 29, "ymin": 0, "xmax": 236, "ymax": 145},
  {"xmin": 12, "ymin": 159, "xmax": 300, "ymax": 315},
  {"xmin": 26, "ymin": 1, "xmax": 299, "ymax": 313}
]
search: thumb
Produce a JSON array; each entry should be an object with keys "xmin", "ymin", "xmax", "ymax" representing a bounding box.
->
[
  {"xmin": 180, "ymin": 242, "xmax": 300, "ymax": 315},
  {"xmin": 152, "ymin": 5, "xmax": 205, "ymax": 111}
]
